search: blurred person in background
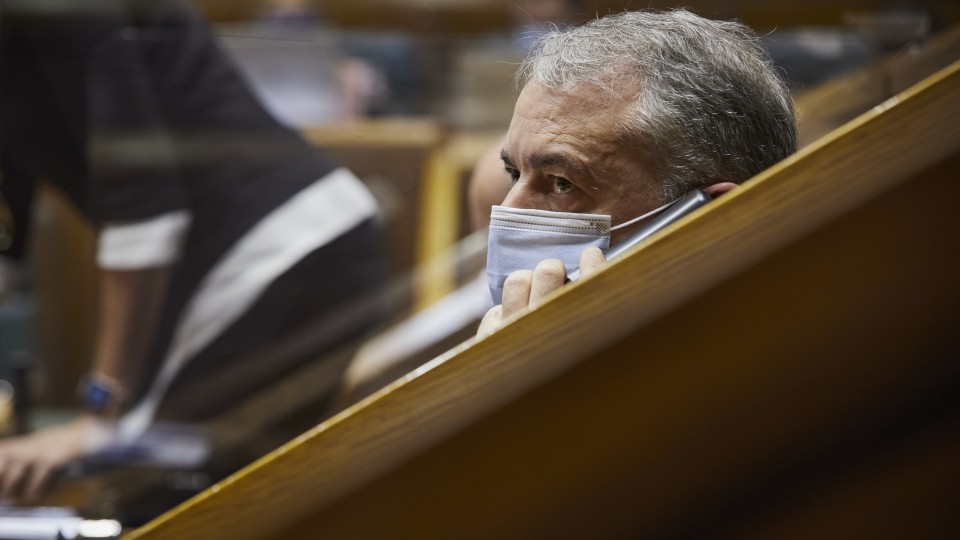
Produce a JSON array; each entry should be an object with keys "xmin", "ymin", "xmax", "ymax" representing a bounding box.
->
[
  {"xmin": 0, "ymin": 0, "xmax": 386, "ymax": 502},
  {"xmin": 253, "ymin": 0, "xmax": 390, "ymax": 120},
  {"xmin": 256, "ymin": 0, "xmax": 326, "ymax": 30}
]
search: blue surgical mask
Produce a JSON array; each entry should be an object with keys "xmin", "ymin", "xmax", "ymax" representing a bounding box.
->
[{"xmin": 485, "ymin": 202, "xmax": 674, "ymax": 304}]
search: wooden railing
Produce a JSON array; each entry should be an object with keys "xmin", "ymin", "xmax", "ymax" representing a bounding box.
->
[{"xmin": 125, "ymin": 58, "xmax": 960, "ymax": 539}]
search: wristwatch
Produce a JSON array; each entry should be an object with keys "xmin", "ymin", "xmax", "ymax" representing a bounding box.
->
[{"xmin": 77, "ymin": 374, "xmax": 127, "ymax": 416}]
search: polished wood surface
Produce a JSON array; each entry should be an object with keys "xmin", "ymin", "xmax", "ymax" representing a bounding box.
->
[{"xmin": 126, "ymin": 60, "xmax": 960, "ymax": 540}]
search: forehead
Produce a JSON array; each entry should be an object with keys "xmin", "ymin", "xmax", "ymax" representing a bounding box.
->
[
  {"xmin": 506, "ymin": 82, "xmax": 631, "ymax": 151},
  {"xmin": 505, "ymin": 81, "xmax": 650, "ymax": 186}
]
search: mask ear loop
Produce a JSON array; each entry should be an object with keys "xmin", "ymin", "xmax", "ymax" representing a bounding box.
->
[{"xmin": 609, "ymin": 197, "xmax": 679, "ymax": 232}]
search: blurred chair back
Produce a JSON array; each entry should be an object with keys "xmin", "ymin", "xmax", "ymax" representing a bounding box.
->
[{"xmin": 28, "ymin": 183, "xmax": 98, "ymax": 407}]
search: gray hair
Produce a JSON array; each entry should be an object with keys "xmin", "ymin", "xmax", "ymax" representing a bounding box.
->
[{"xmin": 517, "ymin": 9, "xmax": 797, "ymax": 202}]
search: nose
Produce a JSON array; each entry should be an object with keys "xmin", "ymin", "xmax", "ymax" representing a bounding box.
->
[{"xmin": 500, "ymin": 182, "xmax": 535, "ymax": 209}]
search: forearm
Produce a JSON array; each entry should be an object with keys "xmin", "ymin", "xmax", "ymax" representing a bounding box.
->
[
  {"xmin": 89, "ymin": 266, "xmax": 170, "ymax": 406},
  {"xmin": 89, "ymin": 211, "xmax": 190, "ymax": 407}
]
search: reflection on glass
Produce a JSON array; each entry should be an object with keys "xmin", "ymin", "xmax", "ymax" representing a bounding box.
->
[{"xmin": 0, "ymin": 0, "xmax": 942, "ymax": 530}]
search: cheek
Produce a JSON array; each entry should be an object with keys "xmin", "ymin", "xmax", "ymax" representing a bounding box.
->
[
  {"xmin": 609, "ymin": 224, "xmax": 636, "ymax": 246},
  {"xmin": 605, "ymin": 166, "xmax": 662, "ymax": 214}
]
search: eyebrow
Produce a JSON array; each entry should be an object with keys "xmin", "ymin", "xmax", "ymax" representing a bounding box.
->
[{"xmin": 500, "ymin": 150, "xmax": 590, "ymax": 178}]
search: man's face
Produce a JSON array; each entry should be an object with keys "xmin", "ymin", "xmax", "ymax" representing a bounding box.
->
[{"xmin": 500, "ymin": 82, "xmax": 661, "ymax": 244}]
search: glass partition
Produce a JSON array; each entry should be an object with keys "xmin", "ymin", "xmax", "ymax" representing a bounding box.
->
[{"xmin": 0, "ymin": 0, "xmax": 949, "ymax": 531}]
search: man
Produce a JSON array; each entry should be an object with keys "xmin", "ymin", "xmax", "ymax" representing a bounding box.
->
[{"xmin": 478, "ymin": 9, "xmax": 797, "ymax": 337}]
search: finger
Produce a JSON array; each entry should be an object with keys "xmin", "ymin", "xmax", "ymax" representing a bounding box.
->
[
  {"xmin": 24, "ymin": 461, "xmax": 57, "ymax": 504},
  {"xmin": 529, "ymin": 259, "xmax": 567, "ymax": 307},
  {"xmin": 477, "ymin": 305, "xmax": 503, "ymax": 338},
  {"xmin": 501, "ymin": 269, "xmax": 533, "ymax": 320},
  {"xmin": 0, "ymin": 461, "xmax": 27, "ymax": 501},
  {"xmin": 578, "ymin": 247, "xmax": 607, "ymax": 279}
]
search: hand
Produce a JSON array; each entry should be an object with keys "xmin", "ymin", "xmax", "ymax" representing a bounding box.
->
[
  {"xmin": 478, "ymin": 246, "xmax": 606, "ymax": 338},
  {"xmin": 0, "ymin": 414, "xmax": 115, "ymax": 503}
]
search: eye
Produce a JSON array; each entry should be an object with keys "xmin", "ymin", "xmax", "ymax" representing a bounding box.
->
[
  {"xmin": 504, "ymin": 166, "xmax": 520, "ymax": 184},
  {"xmin": 551, "ymin": 176, "xmax": 574, "ymax": 194}
]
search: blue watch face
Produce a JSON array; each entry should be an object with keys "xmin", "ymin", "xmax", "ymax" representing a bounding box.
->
[{"xmin": 85, "ymin": 381, "xmax": 113, "ymax": 411}]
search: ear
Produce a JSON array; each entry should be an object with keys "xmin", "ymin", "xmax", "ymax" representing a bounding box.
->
[{"xmin": 702, "ymin": 182, "xmax": 738, "ymax": 199}]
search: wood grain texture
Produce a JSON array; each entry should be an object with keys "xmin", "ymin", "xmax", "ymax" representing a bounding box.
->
[{"xmin": 126, "ymin": 60, "xmax": 960, "ymax": 540}]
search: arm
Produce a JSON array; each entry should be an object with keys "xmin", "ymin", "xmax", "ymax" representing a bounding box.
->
[
  {"xmin": 0, "ymin": 211, "xmax": 184, "ymax": 502},
  {"xmin": 0, "ymin": 265, "xmax": 170, "ymax": 503},
  {"xmin": 90, "ymin": 266, "xmax": 170, "ymax": 404}
]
